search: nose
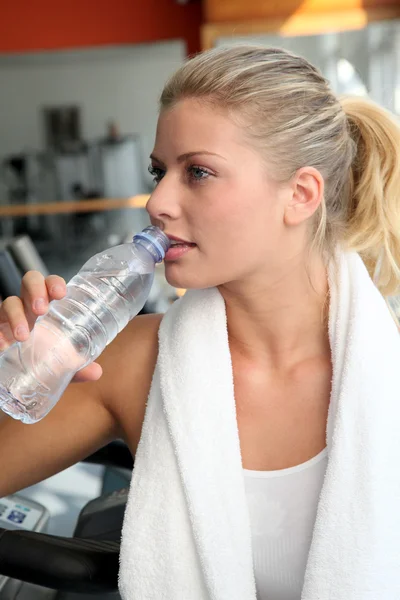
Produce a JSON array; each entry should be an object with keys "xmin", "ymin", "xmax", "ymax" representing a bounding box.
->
[{"xmin": 146, "ymin": 178, "xmax": 182, "ymax": 226}]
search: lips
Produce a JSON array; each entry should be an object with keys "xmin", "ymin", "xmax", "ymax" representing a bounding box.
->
[
  {"xmin": 167, "ymin": 235, "xmax": 196, "ymax": 246},
  {"xmin": 164, "ymin": 235, "xmax": 197, "ymax": 261},
  {"xmin": 170, "ymin": 241, "xmax": 196, "ymax": 247}
]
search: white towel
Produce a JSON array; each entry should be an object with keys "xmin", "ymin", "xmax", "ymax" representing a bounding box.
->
[{"xmin": 119, "ymin": 250, "xmax": 400, "ymax": 600}]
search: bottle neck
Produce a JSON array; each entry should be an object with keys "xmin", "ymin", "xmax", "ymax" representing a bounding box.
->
[
  {"xmin": 133, "ymin": 238, "xmax": 160, "ymax": 263},
  {"xmin": 133, "ymin": 227, "xmax": 169, "ymax": 263}
]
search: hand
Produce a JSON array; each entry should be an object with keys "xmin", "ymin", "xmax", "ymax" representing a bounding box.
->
[{"xmin": 0, "ymin": 271, "xmax": 102, "ymax": 382}]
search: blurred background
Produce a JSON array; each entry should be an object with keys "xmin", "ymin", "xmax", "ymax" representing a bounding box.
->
[
  {"xmin": 0, "ymin": 0, "xmax": 399, "ymax": 311},
  {"xmin": 0, "ymin": 0, "xmax": 399, "ymax": 537}
]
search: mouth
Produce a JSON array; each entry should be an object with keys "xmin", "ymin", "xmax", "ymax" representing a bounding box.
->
[
  {"xmin": 167, "ymin": 235, "xmax": 196, "ymax": 247},
  {"xmin": 164, "ymin": 235, "xmax": 197, "ymax": 262}
]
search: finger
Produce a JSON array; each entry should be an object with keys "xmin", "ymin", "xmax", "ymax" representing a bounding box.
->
[
  {"xmin": 0, "ymin": 321, "xmax": 14, "ymax": 351},
  {"xmin": 20, "ymin": 271, "xmax": 49, "ymax": 320},
  {"xmin": 45, "ymin": 275, "xmax": 67, "ymax": 301},
  {"xmin": 72, "ymin": 363, "xmax": 103, "ymax": 383},
  {"xmin": 0, "ymin": 296, "xmax": 30, "ymax": 342}
]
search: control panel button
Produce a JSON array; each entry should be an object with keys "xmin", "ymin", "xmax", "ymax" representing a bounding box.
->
[{"xmin": 7, "ymin": 510, "xmax": 26, "ymax": 524}]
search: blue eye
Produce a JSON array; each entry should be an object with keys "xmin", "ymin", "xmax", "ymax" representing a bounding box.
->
[
  {"xmin": 188, "ymin": 166, "xmax": 211, "ymax": 182},
  {"xmin": 148, "ymin": 164, "xmax": 212, "ymax": 185},
  {"xmin": 148, "ymin": 165, "xmax": 164, "ymax": 184}
]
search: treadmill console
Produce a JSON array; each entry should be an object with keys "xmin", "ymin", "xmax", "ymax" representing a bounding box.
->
[{"xmin": 0, "ymin": 494, "xmax": 49, "ymax": 594}]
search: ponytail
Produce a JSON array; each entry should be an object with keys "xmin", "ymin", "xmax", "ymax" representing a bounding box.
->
[{"xmin": 340, "ymin": 96, "xmax": 400, "ymax": 297}]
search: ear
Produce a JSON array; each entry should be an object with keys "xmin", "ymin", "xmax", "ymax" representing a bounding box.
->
[{"xmin": 284, "ymin": 167, "xmax": 324, "ymax": 227}]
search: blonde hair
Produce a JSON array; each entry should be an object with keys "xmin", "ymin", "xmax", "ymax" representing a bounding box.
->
[{"xmin": 160, "ymin": 45, "xmax": 400, "ymax": 296}]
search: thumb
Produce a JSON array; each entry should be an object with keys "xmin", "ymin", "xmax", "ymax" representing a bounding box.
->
[{"xmin": 72, "ymin": 362, "xmax": 103, "ymax": 383}]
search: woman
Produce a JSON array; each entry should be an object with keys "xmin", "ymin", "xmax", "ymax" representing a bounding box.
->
[{"xmin": 1, "ymin": 45, "xmax": 400, "ymax": 599}]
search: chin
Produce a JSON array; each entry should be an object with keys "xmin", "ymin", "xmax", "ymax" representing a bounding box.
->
[
  {"xmin": 165, "ymin": 272, "xmax": 207, "ymax": 290},
  {"xmin": 164, "ymin": 263, "xmax": 227, "ymax": 291}
]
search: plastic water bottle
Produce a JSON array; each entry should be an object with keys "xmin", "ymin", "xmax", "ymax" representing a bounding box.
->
[{"xmin": 0, "ymin": 226, "xmax": 170, "ymax": 424}]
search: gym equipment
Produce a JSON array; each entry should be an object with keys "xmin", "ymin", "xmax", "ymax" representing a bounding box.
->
[
  {"xmin": 0, "ymin": 440, "xmax": 133, "ymax": 599},
  {"xmin": 0, "ymin": 248, "xmax": 21, "ymax": 300},
  {"xmin": 0, "ymin": 234, "xmax": 49, "ymax": 301},
  {"xmin": 7, "ymin": 235, "xmax": 49, "ymax": 277}
]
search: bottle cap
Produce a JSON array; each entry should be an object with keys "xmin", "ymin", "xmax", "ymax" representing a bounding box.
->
[{"xmin": 133, "ymin": 226, "xmax": 170, "ymax": 262}]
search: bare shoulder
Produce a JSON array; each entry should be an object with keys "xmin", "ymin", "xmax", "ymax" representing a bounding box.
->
[{"xmin": 96, "ymin": 313, "xmax": 163, "ymax": 454}]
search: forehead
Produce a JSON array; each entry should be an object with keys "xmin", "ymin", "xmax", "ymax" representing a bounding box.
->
[{"xmin": 154, "ymin": 98, "xmax": 244, "ymax": 155}]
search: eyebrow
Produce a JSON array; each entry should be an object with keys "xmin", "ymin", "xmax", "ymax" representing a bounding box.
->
[{"xmin": 150, "ymin": 151, "xmax": 226, "ymax": 165}]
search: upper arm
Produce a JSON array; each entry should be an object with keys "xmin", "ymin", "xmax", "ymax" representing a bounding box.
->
[
  {"xmin": 95, "ymin": 313, "xmax": 162, "ymax": 455},
  {"xmin": 0, "ymin": 313, "xmax": 162, "ymax": 497}
]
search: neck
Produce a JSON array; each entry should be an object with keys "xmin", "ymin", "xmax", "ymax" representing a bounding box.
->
[{"xmin": 218, "ymin": 251, "xmax": 330, "ymax": 369}]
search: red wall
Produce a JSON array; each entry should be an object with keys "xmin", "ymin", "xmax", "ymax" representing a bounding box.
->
[{"xmin": 0, "ymin": 0, "xmax": 202, "ymax": 55}]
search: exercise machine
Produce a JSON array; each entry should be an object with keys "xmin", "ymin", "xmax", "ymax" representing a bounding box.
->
[{"xmin": 0, "ymin": 440, "xmax": 133, "ymax": 599}]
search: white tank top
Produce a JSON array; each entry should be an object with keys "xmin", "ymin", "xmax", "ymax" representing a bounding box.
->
[{"xmin": 244, "ymin": 448, "xmax": 328, "ymax": 600}]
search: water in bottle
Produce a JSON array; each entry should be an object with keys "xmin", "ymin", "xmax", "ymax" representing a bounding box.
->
[{"xmin": 0, "ymin": 226, "xmax": 170, "ymax": 424}]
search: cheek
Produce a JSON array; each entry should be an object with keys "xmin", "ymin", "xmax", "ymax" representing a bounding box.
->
[
  {"xmin": 188, "ymin": 178, "xmax": 282, "ymax": 258},
  {"xmin": 210, "ymin": 190, "xmax": 276, "ymax": 241},
  {"xmin": 199, "ymin": 207, "xmax": 245, "ymax": 249},
  {"xmin": 218, "ymin": 197, "xmax": 282, "ymax": 265},
  {"xmin": 194, "ymin": 208, "xmax": 257, "ymax": 269},
  {"xmin": 203, "ymin": 182, "xmax": 256, "ymax": 229}
]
